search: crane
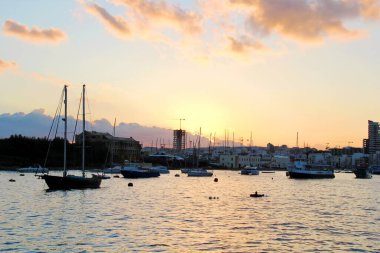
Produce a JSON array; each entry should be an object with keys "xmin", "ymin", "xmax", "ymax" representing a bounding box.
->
[{"xmin": 172, "ymin": 118, "xmax": 185, "ymax": 129}]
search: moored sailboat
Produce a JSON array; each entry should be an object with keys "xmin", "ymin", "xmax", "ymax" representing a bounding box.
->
[{"xmin": 42, "ymin": 85, "xmax": 101, "ymax": 190}]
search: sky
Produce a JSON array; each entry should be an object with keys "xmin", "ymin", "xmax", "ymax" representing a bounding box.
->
[{"xmin": 1, "ymin": 0, "xmax": 380, "ymax": 149}]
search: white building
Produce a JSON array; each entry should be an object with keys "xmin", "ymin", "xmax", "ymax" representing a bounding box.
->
[
  {"xmin": 220, "ymin": 154, "xmax": 261, "ymax": 169},
  {"xmin": 271, "ymin": 155, "xmax": 291, "ymax": 169}
]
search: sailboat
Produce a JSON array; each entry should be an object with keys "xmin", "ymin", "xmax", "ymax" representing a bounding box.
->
[
  {"xmin": 103, "ymin": 118, "xmax": 121, "ymax": 174},
  {"xmin": 187, "ymin": 128, "xmax": 213, "ymax": 177},
  {"xmin": 42, "ymin": 85, "xmax": 102, "ymax": 190}
]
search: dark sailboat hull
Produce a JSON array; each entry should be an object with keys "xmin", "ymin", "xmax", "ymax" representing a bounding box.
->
[
  {"xmin": 120, "ymin": 170, "xmax": 160, "ymax": 178},
  {"xmin": 288, "ymin": 171, "xmax": 335, "ymax": 179},
  {"xmin": 354, "ymin": 169, "xmax": 372, "ymax": 179},
  {"xmin": 42, "ymin": 175, "xmax": 102, "ymax": 190}
]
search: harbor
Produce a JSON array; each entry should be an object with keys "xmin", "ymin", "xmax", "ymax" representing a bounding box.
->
[{"xmin": 1, "ymin": 170, "xmax": 379, "ymax": 252}]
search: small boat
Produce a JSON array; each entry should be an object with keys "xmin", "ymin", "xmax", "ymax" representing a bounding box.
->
[
  {"xmin": 371, "ymin": 165, "xmax": 380, "ymax": 175},
  {"xmin": 180, "ymin": 168, "xmax": 191, "ymax": 173},
  {"xmin": 187, "ymin": 168, "xmax": 213, "ymax": 177},
  {"xmin": 103, "ymin": 166, "xmax": 121, "ymax": 174},
  {"xmin": 120, "ymin": 163, "xmax": 160, "ymax": 178},
  {"xmin": 353, "ymin": 167, "xmax": 372, "ymax": 179},
  {"xmin": 287, "ymin": 161, "xmax": 334, "ymax": 179},
  {"xmin": 93, "ymin": 174, "xmax": 111, "ymax": 179},
  {"xmin": 41, "ymin": 85, "xmax": 102, "ymax": 190},
  {"xmin": 250, "ymin": 192, "xmax": 264, "ymax": 198},
  {"xmin": 18, "ymin": 164, "xmax": 48, "ymax": 173},
  {"xmin": 240, "ymin": 166, "xmax": 259, "ymax": 175},
  {"xmin": 150, "ymin": 165, "xmax": 170, "ymax": 174}
]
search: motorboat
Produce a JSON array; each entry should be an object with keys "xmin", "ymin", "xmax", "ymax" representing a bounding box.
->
[
  {"xmin": 187, "ymin": 168, "xmax": 213, "ymax": 177},
  {"xmin": 120, "ymin": 163, "xmax": 160, "ymax": 178},
  {"xmin": 103, "ymin": 166, "xmax": 121, "ymax": 174},
  {"xmin": 250, "ymin": 192, "xmax": 264, "ymax": 198},
  {"xmin": 354, "ymin": 167, "xmax": 372, "ymax": 179},
  {"xmin": 371, "ymin": 165, "xmax": 380, "ymax": 175},
  {"xmin": 18, "ymin": 164, "xmax": 48, "ymax": 173},
  {"xmin": 180, "ymin": 168, "xmax": 191, "ymax": 173},
  {"xmin": 240, "ymin": 166, "xmax": 259, "ymax": 175},
  {"xmin": 150, "ymin": 165, "xmax": 170, "ymax": 174},
  {"xmin": 287, "ymin": 161, "xmax": 335, "ymax": 179}
]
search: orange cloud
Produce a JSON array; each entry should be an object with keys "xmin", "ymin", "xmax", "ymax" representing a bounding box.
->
[
  {"xmin": 230, "ymin": 0, "xmax": 366, "ymax": 43},
  {"xmin": 228, "ymin": 36, "xmax": 267, "ymax": 54},
  {"xmin": 361, "ymin": 0, "xmax": 380, "ymax": 19},
  {"xmin": 3, "ymin": 20, "xmax": 66, "ymax": 43},
  {"xmin": 83, "ymin": 2, "xmax": 131, "ymax": 38},
  {"xmin": 113, "ymin": 0, "xmax": 202, "ymax": 34},
  {"xmin": 30, "ymin": 72, "xmax": 68, "ymax": 87},
  {"xmin": 0, "ymin": 58, "xmax": 17, "ymax": 73}
]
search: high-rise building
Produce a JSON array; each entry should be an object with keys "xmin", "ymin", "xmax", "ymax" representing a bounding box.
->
[
  {"xmin": 173, "ymin": 130, "xmax": 186, "ymax": 151},
  {"xmin": 367, "ymin": 120, "xmax": 380, "ymax": 154}
]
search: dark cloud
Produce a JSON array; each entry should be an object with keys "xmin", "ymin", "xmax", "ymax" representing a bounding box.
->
[{"xmin": 0, "ymin": 110, "xmax": 208, "ymax": 147}]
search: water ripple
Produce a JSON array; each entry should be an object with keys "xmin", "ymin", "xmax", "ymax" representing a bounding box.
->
[{"xmin": 1, "ymin": 171, "xmax": 379, "ymax": 252}]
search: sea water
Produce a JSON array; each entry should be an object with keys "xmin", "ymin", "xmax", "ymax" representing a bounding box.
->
[{"xmin": 1, "ymin": 170, "xmax": 379, "ymax": 252}]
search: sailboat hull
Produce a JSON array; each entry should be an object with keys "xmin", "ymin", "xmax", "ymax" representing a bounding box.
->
[{"xmin": 42, "ymin": 175, "xmax": 102, "ymax": 190}]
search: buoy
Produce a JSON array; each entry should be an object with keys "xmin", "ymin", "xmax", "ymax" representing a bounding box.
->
[
  {"xmin": 19, "ymin": 174, "xmax": 25, "ymax": 176},
  {"xmin": 175, "ymin": 174, "xmax": 180, "ymax": 177},
  {"xmin": 214, "ymin": 178, "xmax": 218, "ymax": 182},
  {"xmin": 128, "ymin": 182, "xmax": 133, "ymax": 187},
  {"xmin": 9, "ymin": 179, "xmax": 16, "ymax": 182}
]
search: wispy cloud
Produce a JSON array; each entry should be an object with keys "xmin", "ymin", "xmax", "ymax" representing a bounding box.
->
[
  {"xmin": 0, "ymin": 58, "xmax": 17, "ymax": 73},
  {"xmin": 29, "ymin": 72, "xmax": 69, "ymax": 87},
  {"xmin": 83, "ymin": 2, "xmax": 131, "ymax": 38},
  {"xmin": 229, "ymin": 0, "xmax": 380, "ymax": 43},
  {"xmin": 361, "ymin": 0, "xmax": 380, "ymax": 19},
  {"xmin": 3, "ymin": 20, "xmax": 67, "ymax": 43},
  {"xmin": 113, "ymin": 0, "xmax": 202, "ymax": 35},
  {"xmin": 81, "ymin": 0, "xmax": 380, "ymax": 58},
  {"xmin": 228, "ymin": 36, "xmax": 267, "ymax": 54}
]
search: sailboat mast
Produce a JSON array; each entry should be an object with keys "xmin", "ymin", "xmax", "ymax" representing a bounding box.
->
[
  {"xmin": 111, "ymin": 118, "xmax": 116, "ymax": 166},
  {"xmin": 63, "ymin": 85, "xmax": 67, "ymax": 177},
  {"xmin": 82, "ymin": 85, "xmax": 86, "ymax": 177}
]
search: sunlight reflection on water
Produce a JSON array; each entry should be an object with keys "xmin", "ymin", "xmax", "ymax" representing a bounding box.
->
[{"xmin": 1, "ymin": 170, "xmax": 379, "ymax": 252}]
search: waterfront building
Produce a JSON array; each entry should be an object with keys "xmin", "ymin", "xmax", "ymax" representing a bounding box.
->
[
  {"xmin": 238, "ymin": 155, "xmax": 261, "ymax": 168},
  {"xmin": 271, "ymin": 155, "xmax": 291, "ymax": 169},
  {"xmin": 220, "ymin": 154, "xmax": 239, "ymax": 168},
  {"xmin": 367, "ymin": 120, "xmax": 380, "ymax": 154},
  {"xmin": 75, "ymin": 131, "xmax": 142, "ymax": 163},
  {"xmin": 173, "ymin": 129, "xmax": 186, "ymax": 151}
]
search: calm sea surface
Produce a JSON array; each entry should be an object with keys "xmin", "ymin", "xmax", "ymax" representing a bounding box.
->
[{"xmin": 1, "ymin": 170, "xmax": 379, "ymax": 252}]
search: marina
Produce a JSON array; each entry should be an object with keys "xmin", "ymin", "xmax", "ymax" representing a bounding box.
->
[
  {"xmin": 1, "ymin": 170, "xmax": 379, "ymax": 252},
  {"xmin": 2, "ymin": 1, "xmax": 380, "ymax": 252}
]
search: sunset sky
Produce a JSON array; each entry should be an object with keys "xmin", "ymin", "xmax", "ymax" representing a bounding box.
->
[{"xmin": 1, "ymin": 0, "xmax": 380, "ymax": 149}]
